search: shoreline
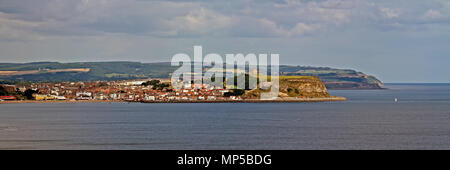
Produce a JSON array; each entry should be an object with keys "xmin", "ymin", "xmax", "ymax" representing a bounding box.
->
[
  {"xmin": 140, "ymin": 97, "xmax": 347, "ymax": 103},
  {"xmin": 0, "ymin": 100, "xmax": 126, "ymax": 104},
  {"xmin": 1, "ymin": 97, "xmax": 346, "ymax": 104}
]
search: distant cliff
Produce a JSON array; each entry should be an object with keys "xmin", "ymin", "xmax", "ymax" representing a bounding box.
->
[
  {"xmin": 279, "ymin": 66, "xmax": 384, "ymax": 89},
  {"xmin": 0, "ymin": 62, "xmax": 383, "ymax": 89}
]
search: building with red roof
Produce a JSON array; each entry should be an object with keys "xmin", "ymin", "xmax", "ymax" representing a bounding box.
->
[{"xmin": 0, "ymin": 96, "xmax": 16, "ymax": 100}]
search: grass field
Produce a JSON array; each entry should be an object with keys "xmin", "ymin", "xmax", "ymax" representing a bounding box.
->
[{"xmin": 0, "ymin": 68, "xmax": 90, "ymax": 76}]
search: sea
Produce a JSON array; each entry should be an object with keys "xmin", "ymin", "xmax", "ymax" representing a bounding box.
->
[{"xmin": 0, "ymin": 84, "xmax": 449, "ymax": 150}]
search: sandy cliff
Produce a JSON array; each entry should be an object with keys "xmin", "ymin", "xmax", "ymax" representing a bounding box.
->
[{"xmin": 243, "ymin": 76, "xmax": 334, "ymax": 99}]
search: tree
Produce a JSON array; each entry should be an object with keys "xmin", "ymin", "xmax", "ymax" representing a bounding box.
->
[
  {"xmin": 142, "ymin": 80, "xmax": 170, "ymax": 90},
  {"xmin": 24, "ymin": 89, "xmax": 38, "ymax": 100},
  {"xmin": 0, "ymin": 86, "xmax": 8, "ymax": 96},
  {"xmin": 142, "ymin": 80, "xmax": 160, "ymax": 86},
  {"xmin": 224, "ymin": 89, "xmax": 245, "ymax": 97},
  {"xmin": 152, "ymin": 83, "xmax": 170, "ymax": 90}
]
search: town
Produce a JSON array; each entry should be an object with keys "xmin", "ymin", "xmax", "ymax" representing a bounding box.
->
[{"xmin": 0, "ymin": 79, "xmax": 243, "ymax": 102}]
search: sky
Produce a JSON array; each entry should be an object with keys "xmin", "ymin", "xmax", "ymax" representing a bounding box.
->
[{"xmin": 0, "ymin": 0, "xmax": 449, "ymax": 83}]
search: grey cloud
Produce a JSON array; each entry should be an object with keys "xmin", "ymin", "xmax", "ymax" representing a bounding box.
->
[
  {"xmin": 1, "ymin": 1, "xmax": 450, "ymax": 82},
  {"xmin": 0, "ymin": 0, "xmax": 449, "ymax": 40}
]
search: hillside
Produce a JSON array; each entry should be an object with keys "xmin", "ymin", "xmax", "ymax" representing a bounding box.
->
[
  {"xmin": 0, "ymin": 62, "xmax": 383, "ymax": 89},
  {"xmin": 242, "ymin": 76, "xmax": 331, "ymax": 99},
  {"xmin": 0, "ymin": 62, "xmax": 177, "ymax": 82},
  {"xmin": 279, "ymin": 66, "xmax": 384, "ymax": 89}
]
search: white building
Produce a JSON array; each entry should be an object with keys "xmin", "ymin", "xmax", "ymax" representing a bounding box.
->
[
  {"xmin": 76, "ymin": 92, "xmax": 92, "ymax": 100},
  {"xmin": 144, "ymin": 96, "xmax": 156, "ymax": 101},
  {"xmin": 123, "ymin": 80, "xmax": 147, "ymax": 86},
  {"xmin": 55, "ymin": 96, "xmax": 67, "ymax": 100},
  {"xmin": 76, "ymin": 92, "xmax": 92, "ymax": 97},
  {"xmin": 110, "ymin": 94, "xmax": 119, "ymax": 100}
]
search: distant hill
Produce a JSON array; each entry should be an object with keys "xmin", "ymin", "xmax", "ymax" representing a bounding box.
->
[
  {"xmin": 279, "ymin": 65, "xmax": 384, "ymax": 89},
  {"xmin": 0, "ymin": 62, "xmax": 383, "ymax": 89},
  {"xmin": 0, "ymin": 62, "xmax": 176, "ymax": 82}
]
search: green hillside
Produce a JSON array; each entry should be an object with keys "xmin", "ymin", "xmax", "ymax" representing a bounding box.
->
[
  {"xmin": 0, "ymin": 62, "xmax": 383, "ymax": 89},
  {"xmin": 279, "ymin": 66, "xmax": 384, "ymax": 89}
]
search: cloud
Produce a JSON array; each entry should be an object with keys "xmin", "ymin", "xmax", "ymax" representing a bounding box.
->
[
  {"xmin": 379, "ymin": 7, "xmax": 401, "ymax": 19},
  {"xmin": 230, "ymin": 17, "xmax": 319, "ymax": 37},
  {"xmin": 0, "ymin": 12, "xmax": 42, "ymax": 41},
  {"xmin": 1, "ymin": 0, "xmax": 450, "ymax": 82},
  {"xmin": 0, "ymin": 0, "xmax": 449, "ymax": 40},
  {"xmin": 161, "ymin": 8, "xmax": 232, "ymax": 37},
  {"xmin": 424, "ymin": 9, "xmax": 442, "ymax": 20}
]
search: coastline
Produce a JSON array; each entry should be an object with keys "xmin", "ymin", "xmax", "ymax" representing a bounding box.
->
[
  {"xmin": 140, "ymin": 97, "xmax": 347, "ymax": 103},
  {"xmin": 328, "ymin": 87, "xmax": 387, "ymax": 90},
  {"xmin": 0, "ymin": 97, "xmax": 347, "ymax": 104},
  {"xmin": 0, "ymin": 100, "xmax": 126, "ymax": 104}
]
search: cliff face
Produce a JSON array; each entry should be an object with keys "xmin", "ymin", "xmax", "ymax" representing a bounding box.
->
[
  {"xmin": 322, "ymin": 75, "xmax": 384, "ymax": 89},
  {"xmin": 278, "ymin": 76, "xmax": 330, "ymax": 98},
  {"xmin": 242, "ymin": 76, "xmax": 331, "ymax": 99},
  {"xmin": 280, "ymin": 66, "xmax": 384, "ymax": 89}
]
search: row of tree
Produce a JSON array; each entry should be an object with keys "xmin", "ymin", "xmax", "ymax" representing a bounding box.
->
[
  {"xmin": 141, "ymin": 80, "xmax": 170, "ymax": 90},
  {"xmin": 0, "ymin": 86, "xmax": 38, "ymax": 100}
]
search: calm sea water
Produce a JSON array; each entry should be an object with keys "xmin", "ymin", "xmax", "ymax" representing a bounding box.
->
[{"xmin": 1, "ymin": 84, "xmax": 449, "ymax": 150}]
